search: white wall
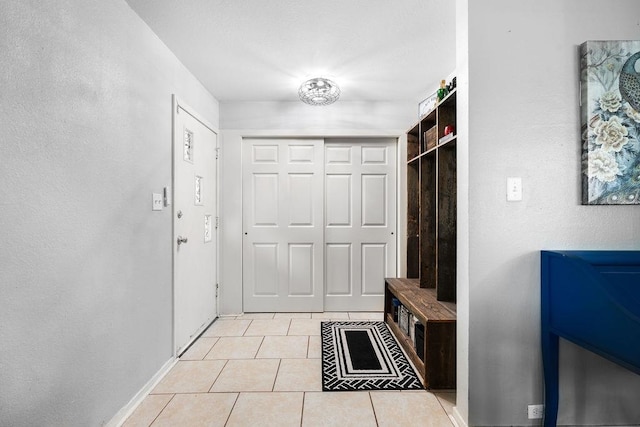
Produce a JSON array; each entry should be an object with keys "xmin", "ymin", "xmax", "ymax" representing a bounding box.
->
[
  {"xmin": 221, "ymin": 101, "xmax": 416, "ymax": 130},
  {"xmin": 462, "ymin": 1, "xmax": 640, "ymax": 425},
  {"xmin": 218, "ymin": 101, "xmax": 413, "ymax": 314},
  {"xmin": 454, "ymin": 0, "xmax": 470, "ymax": 424},
  {"xmin": 0, "ymin": 1, "xmax": 218, "ymax": 425}
]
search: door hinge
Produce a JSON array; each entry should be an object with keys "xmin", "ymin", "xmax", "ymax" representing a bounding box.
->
[
  {"xmin": 215, "ymin": 216, "xmax": 219, "ymax": 229},
  {"xmin": 215, "ymin": 147, "xmax": 220, "ymax": 160},
  {"xmin": 215, "ymin": 283, "xmax": 219, "ymax": 297}
]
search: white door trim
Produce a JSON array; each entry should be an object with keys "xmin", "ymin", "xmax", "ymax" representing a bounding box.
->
[
  {"xmin": 171, "ymin": 95, "xmax": 220, "ymax": 357},
  {"xmin": 173, "ymin": 96, "xmax": 219, "ymax": 135},
  {"xmin": 219, "ymin": 129, "xmax": 407, "ymax": 315},
  {"xmin": 220, "ymin": 129, "xmax": 406, "ymax": 315}
]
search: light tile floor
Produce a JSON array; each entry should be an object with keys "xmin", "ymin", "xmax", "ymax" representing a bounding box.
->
[{"xmin": 123, "ymin": 312, "xmax": 456, "ymax": 427}]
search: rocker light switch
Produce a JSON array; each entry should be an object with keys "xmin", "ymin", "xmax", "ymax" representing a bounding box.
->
[
  {"xmin": 152, "ymin": 193, "xmax": 163, "ymax": 211},
  {"xmin": 507, "ymin": 177, "xmax": 522, "ymax": 201}
]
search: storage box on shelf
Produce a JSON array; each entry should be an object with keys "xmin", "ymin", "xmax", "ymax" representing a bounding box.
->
[{"xmin": 424, "ymin": 126, "xmax": 437, "ymax": 151}]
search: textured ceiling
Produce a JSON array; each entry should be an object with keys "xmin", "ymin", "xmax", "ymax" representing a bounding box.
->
[{"xmin": 125, "ymin": 0, "xmax": 456, "ymax": 103}]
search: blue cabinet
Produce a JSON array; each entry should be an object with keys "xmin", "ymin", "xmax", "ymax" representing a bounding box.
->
[{"xmin": 541, "ymin": 250, "xmax": 640, "ymax": 426}]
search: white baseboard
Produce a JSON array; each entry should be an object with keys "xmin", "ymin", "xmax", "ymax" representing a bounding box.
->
[
  {"xmin": 105, "ymin": 357, "xmax": 178, "ymax": 427},
  {"xmin": 452, "ymin": 406, "xmax": 468, "ymax": 427},
  {"xmin": 218, "ymin": 313, "xmax": 242, "ymax": 318}
]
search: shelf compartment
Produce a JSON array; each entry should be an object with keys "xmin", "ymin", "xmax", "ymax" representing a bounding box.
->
[
  {"xmin": 407, "ymin": 161, "xmax": 420, "ymax": 278},
  {"xmin": 407, "ymin": 130, "xmax": 420, "ymax": 161},
  {"xmin": 437, "ymin": 141, "xmax": 457, "ymax": 302},
  {"xmin": 384, "ymin": 278, "xmax": 456, "ymax": 389},
  {"xmin": 420, "ymin": 152, "xmax": 436, "ymax": 289},
  {"xmin": 437, "ymin": 90, "xmax": 457, "ymax": 142},
  {"xmin": 385, "ymin": 313, "xmax": 425, "ymax": 383}
]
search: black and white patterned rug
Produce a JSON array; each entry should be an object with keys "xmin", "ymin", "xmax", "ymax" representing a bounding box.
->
[{"xmin": 321, "ymin": 321, "xmax": 423, "ymax": 391}]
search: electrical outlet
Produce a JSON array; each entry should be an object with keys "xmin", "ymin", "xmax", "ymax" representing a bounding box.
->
[{"xmin": 527, "ymin": 404, "xmax": 544, "ymax": 419}]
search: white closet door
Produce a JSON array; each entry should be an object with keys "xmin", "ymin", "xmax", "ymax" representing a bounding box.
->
[
  {"xmin": 324, "ymin": 139, "xmax": 397, "ymax": 311},
  {"xmin": 242, "ymin": 138, "xmax": 324, "ymax": 312}
]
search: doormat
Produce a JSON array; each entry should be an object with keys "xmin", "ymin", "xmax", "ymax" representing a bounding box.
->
[{"xmin": 321, "ymin": 321, "xmax": 423, "ymax": 391}]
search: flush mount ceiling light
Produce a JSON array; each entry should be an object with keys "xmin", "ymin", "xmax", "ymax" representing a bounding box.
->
[{"xmin": 298, "ymin": 77, "xmax": 340, "ymax": 106}]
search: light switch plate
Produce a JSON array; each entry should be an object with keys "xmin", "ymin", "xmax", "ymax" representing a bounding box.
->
[
  {"xmin": 507, "ymin": 177, "xmax": 522, "ymax": 201},
  {"xmin": 152, "ymin": 193, "xmax": 163, "ymax": 211}
]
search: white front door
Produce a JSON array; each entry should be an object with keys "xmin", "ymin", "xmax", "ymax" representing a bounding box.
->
[
  {"xmin": 242, "ymin": 138, "xmax": 324, "ymax": 312},
  {"xmin": 324, "ymin": 139, "xmax": 397, "ymax": 311},
  {"xmin": 173, "ymin": 99, "xmax": 218, "ymax": 355}
]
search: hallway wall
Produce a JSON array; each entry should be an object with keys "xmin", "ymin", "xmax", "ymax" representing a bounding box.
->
[
  {"xmin": 0, "ymin": 1, "xmax": 218, "ymax": 425},
  {"xmin": 461, "ymin": 0, "xmax": 640, "ymax": 425}
]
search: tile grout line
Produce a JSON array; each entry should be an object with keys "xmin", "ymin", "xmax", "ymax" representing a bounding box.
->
[
  {"xmin": 152, "ymin": 391, "xmax": 232, "ymax": 395},
  {"xmin": 299, "ymin": 392, "xmax": 306, "ymax": 427},
  {"xmin": 242, "ymin": 319, "xmax": 253, "ymax": 336},
  {"xmin": 207, "ymin": 359, "xmax": 230, "ymax": 393},
  {"xmin": 434, "ymin": 393, "xmax": 457, "ymax": 426},
  {"xmin": 222, "ymin": 392, "xmax": 241, "ymax": 427},
  {"xmin": 271, "ymin": 358, "xmax": 283, "ymax": 392},
  {"xmin": 368, "ymin": 392, "xmax": 380, "ymax": 427},
  {"xmin": 145, "ymin": 393, "xmax": 175, "ymax": 427},
  {"xmin": 201, "ymin": 337, "xmax": 219, "ymax": 360},
  {"xmin": 254, "ymin": 336, "xmax": 265, "ymax": 359}
]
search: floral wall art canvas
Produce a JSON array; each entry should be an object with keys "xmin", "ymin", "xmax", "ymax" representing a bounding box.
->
[{"xmin": 581, "ymin": 40, "xmax": 640, "ymax": 205}]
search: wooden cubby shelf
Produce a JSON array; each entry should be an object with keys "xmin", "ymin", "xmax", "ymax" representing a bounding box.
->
[
  {"xmin": 405, "ymin": 87, "xmax": 457, "ymax": 297},
  {"xmin": 385, "ymin": 84, "xmax": 457, "ymax": 390}
]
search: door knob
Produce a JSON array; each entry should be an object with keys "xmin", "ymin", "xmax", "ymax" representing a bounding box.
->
[{"xmin": 177, "ymin": 236, "xmax": 188, "ymax": 245}]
